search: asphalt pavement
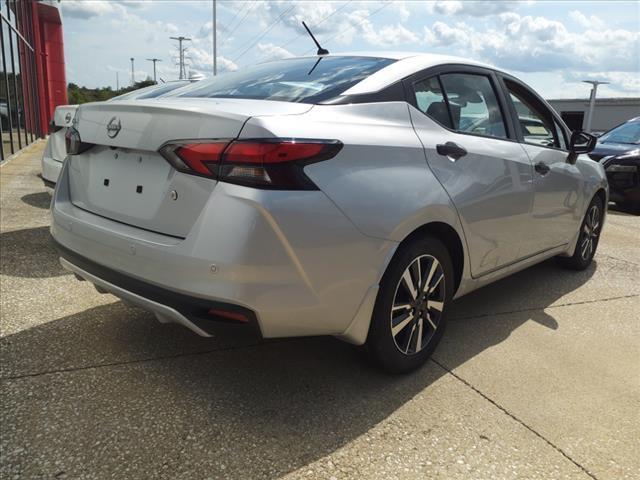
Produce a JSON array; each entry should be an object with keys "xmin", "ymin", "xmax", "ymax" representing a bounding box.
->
[{"xmin": 1, "ymin": 141, "xmax": 638, "ymax": 480}]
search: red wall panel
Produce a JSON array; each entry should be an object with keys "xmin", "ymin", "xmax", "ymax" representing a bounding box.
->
[{"xmin": 32, "ymin": 1, "xmax": 67, "ymax": 135}]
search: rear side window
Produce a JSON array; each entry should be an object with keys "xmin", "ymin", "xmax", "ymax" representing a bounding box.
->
[
  {"xmin": 414, "ymin": 77, "xmax": 452, "ymax": 128},
  {"xmin": 506, "ymin": 80, "xmax": 563, "ymax": 149},
  {"xmin": 173, "ymin": 56, "xmax": 395, "ymax": 104},
  {"xmin": 440, "ymin": 73, "xmax": 507, "ymax": 139}
]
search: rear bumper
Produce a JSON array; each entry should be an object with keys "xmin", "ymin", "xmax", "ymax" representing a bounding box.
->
[
  {"xmin": 41, "ymin": 155, "xmax": 63, "ymax": 186},
  {"xmin": 55, "ymin": 241, "xmax": 261, "ymax": 337},
  {"xmin": 50, "ymin": 159, "xmax": 395, "ymax": 342}
]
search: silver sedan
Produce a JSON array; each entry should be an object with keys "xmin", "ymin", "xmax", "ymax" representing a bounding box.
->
[{"xmin": 51, "ymin": 53, "xmax": 607, "ymax": 372}]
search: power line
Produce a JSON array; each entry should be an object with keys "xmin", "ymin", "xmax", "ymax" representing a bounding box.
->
[
  {"xmin": 277, "ymin": 0, "xmax": 352, "ymax": 51},
  {"xmin": 232, "ymin": 4, "xmax": 296, "ymax": 62},
  {"xmin": 220, "ymin": 0, "xmax": 247, "ymax": 36},
  {"xmin": 302, "ymin": 1, "xmax": 392, "ymax": 55},
  {"xmin": 219, "ymin": 0, "xmax": 258, "ymax": 49}
]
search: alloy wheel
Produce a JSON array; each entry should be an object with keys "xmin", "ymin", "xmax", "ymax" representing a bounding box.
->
[
  {"xmin": 580, "ymin": 204, "xmax": 601, "ymax": 261},
  {"xmin": 390, "ymin": 255, "xmax": 446, "ymax": 355}
]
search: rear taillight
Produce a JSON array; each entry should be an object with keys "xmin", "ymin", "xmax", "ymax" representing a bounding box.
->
[
  {"xmin": 159, "ymin": 138, "xmax": 342, "ymax": 190},
  {"xmin": 49, "ymin": 120, "xmax": 62, "ymax": 134},
  {"xmin": 159, "ymin": 141, "xmax": 228, "ymax": 177},
  {"xmin": 65, "ymin": 127, "xmax": 93, "ymax": 155}
]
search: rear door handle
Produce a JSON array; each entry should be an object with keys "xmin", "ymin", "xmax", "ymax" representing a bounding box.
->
[
  {"xmin": 534, "ymin": 162, "xmax": 550, "ymax": 175},
  {"xmin": 436, "ymin": 142, "xmax": 467, "ymax": 161}
]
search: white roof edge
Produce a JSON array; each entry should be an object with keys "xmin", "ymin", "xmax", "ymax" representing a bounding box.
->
[{"xmin": 336, "ymin": 53, "xmax": 498, "ymax": 96}]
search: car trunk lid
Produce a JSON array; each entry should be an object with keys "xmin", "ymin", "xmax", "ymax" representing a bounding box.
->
[{"xmin": 68, "ymin": 98, "xmax": 312, "ymax": 237}]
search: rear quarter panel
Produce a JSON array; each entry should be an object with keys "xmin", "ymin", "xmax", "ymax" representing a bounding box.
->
[{"xmin": 242, "ymin": 102, "xmax": 465, "ymax": 246}]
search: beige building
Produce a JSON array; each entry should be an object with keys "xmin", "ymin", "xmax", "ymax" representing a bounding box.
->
[{"xmin": 547, "ymin": 97, "xmax": 640, "ymax": 134}]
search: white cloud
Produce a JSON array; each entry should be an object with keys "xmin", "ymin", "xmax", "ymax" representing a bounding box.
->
[
  {"xmin": 362, "ymin": 23, "xmax": 420, "ymax": 47},
  {"xmin": 569, "ymin": 10, "xmax": 605, "ymax": 29},
  {"xmin": 424, "ymin": 21, "xmax": 470, "ymax": 47},
  {"xmin": 427, "ymin": 1, "xmax": 529, "ymax": 17},
  {"xmin": 563, "ymin": 71, "xmax": 640, "ymax": 95},
  {"xmin": 392, "ymin": 1, "xmax": 411, "ymax": 22},
  {"xmin": 256, "ymin": 43, "xmax": 294, "ymax": 60},
  {"xmin": 61, "ymin": 0, "xmax": 122, "ymax": 19},
  {"xmin": 422, "ymin": 12, "xmax": 640, "ymax": 75},
  {"xmin": 187, "ymin": 46, "xmax": 238, "ymax": 75}
]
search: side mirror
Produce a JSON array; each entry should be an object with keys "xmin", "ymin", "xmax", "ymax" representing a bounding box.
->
[{"xmin": 569, "ymin": 131, "xmax": 597, "ymax": 154}]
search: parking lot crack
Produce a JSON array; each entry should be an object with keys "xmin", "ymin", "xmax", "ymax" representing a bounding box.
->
[
  {"xmin": 430, "ymin": 358, "xmax": 599, "ymax": 480},
  {"xmin": 451, "ymin": 293, "xmax": 639, "ymax": 321}
]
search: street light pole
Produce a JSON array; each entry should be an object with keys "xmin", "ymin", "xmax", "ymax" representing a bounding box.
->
[
  {"xmin": 213, "ymin": 0, "xmax": 217, "ymax": 76},
  {"xmin": 583, "ymin": 80, "xmax": 609, "ymax": 133},
  {"xmin": 170, "ymin": 36, "xmax": 191, "ymax": 80},
  {"xmin": 146, "ymin": 58, "xmax": 162, "ymax": 83},
  {"xmin": 130, "ymin": 57, "xmax": 135, "ymax": 85}
]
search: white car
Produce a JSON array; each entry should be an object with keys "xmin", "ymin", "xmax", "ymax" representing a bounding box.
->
[
  {"xmin": 52, "ymin": 53, "xmax": 605, "ymax": 372},
  {"xmin": 41, "ymin": 80, "xmax": 196, "ymax": 186}
]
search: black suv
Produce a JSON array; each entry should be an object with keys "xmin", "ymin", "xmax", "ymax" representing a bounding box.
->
[{"xmin": 590, "ymin": 117, "xmax": 640, "ymax": 213}]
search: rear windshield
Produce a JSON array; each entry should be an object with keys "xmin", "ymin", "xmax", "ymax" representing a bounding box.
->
[
  {"xmin": 172, "ymin": 56, "xmax": 395, "ymax": 104},
  {"xmin": 110, "ymin": 81, "xmax": 191, "ymax": 101}
]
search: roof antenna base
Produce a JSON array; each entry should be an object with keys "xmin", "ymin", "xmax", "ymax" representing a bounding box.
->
[{"xmin": 302, "ymin": 21, "xmax": 329, "ymax": 56}]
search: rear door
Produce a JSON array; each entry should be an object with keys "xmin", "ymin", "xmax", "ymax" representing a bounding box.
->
[
  {"xmin": 500, "ymin": 77, "xmax": 582, "ymax": 252},
  {"xmin": 406, "ymin": 66, "xmax": 535, "ymax": 277}
]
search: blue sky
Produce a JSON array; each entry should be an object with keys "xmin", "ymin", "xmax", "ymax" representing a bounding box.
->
[{"xmin": 61, "ymin": 0, "xmax": 640, "ymax": 99}]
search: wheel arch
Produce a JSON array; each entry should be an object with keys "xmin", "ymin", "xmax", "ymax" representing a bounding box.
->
[
  {"xmin": 594, "ymin": 188, "xmax": 607, "ymax": 209},
  {"xmin": 399, "ymin": 221, "xmax": 465, "ymax": 296}
]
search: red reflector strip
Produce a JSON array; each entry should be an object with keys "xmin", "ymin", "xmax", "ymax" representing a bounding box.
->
[
  {"xmin": 175, "ymin": 143, "xmax": 227, "ymax": 175},
  {"xmin": 207, "ymin": 308, "xmax": 249, "ymax": 323},
  {"xmin": 224, "ymin": 141, "xmax": 326, "ymax": 164}
]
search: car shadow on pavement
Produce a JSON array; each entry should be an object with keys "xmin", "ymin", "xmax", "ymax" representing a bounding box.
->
[
  {"xmin": 0, "ymin": 226, "xmax": 69, "ymax": 278},
  {"xmin": 20, "ymin": 191, "xmax": 52, "ymax": 210},
  {"xmin": 437, "ymin": 259, "xmax": 596, "ymax": 371},
  {"xmin": 0, "ymin": 251, "xmax": 597, "ymax": 477}
]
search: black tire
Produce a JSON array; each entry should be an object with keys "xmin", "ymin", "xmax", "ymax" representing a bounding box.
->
[
  {"xmin": 558, "ymin": 195, "xmax": 604, "ymax": 270},
  {"xmin": 364, "ymin": 235, "xmax": 454, "ymax": 373}
]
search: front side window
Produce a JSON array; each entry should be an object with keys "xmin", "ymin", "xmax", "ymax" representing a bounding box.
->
[
  {"xmin": 506, "ymin": 81, "xmax": 560, "ymax": 148},
  {"xmin": 440, "ymin": 73, "xmax": 507, "ymax": 139},
  {"xmin": 172, "ymin": 56, "xmax": 395, "ymax": 104}
]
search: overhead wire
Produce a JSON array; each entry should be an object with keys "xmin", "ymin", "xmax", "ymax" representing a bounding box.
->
[
  {"xmin": 232, "ymin": 4, "xmax": 296, "ymax": 62},
  {"xmin": 276, "ymin": 0, "xmax": 353, "ymax": 51},
  {"xmin": 219, "ymin": 0, "xmax": 258, "ymax": 49},
  {"xmin": 302, "ymin": 1, "xmax": 393, "ymax": 55}
]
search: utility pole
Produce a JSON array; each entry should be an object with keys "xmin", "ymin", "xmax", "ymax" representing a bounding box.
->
[
  {"xmin": 583, "ymin": 80, "xmax": 609, "ymax": 133},
  {"xmin": 116, "ymin": 71, "xmax": 119, "ymax": 91},
  {"xmin": 146, "ymin": 58, "xmax": 162, "ymax": 83},
  {"xmin": 170, "ymin": 36, "xmax": 191, "ymax": 80},
  {"xmin": 213, "ymin": 0, "xmax": 217, "ymax": 76},
  {"xmin": 130, "ymin": 57, "xmax": 135, "ymax": 85}
]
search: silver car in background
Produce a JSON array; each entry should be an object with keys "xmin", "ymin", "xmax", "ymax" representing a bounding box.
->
[
  {"xmin": 41, "ymin": 80, "xmax": 195, "ymax": 186},
  {"xmin": 51, "ymin": 53, "xmax": 606, "ymax": 372}
]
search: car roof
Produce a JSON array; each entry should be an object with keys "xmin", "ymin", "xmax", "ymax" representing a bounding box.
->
[{"xmin": 307, "ymin": 52, "xmax": 499, "ymax": 96}]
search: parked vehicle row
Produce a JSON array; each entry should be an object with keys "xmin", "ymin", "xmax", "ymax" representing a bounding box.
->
[
  {"xmin": 50, "ymin": 53, "xmax": 606, "ymax": 372},
  {"xmin": 41, "ymin": 80, "xmax": 196, "ymax": 186},
  {"xmin": 590, "ymin": 116, "xmax": 640, "ymax": 213}
]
